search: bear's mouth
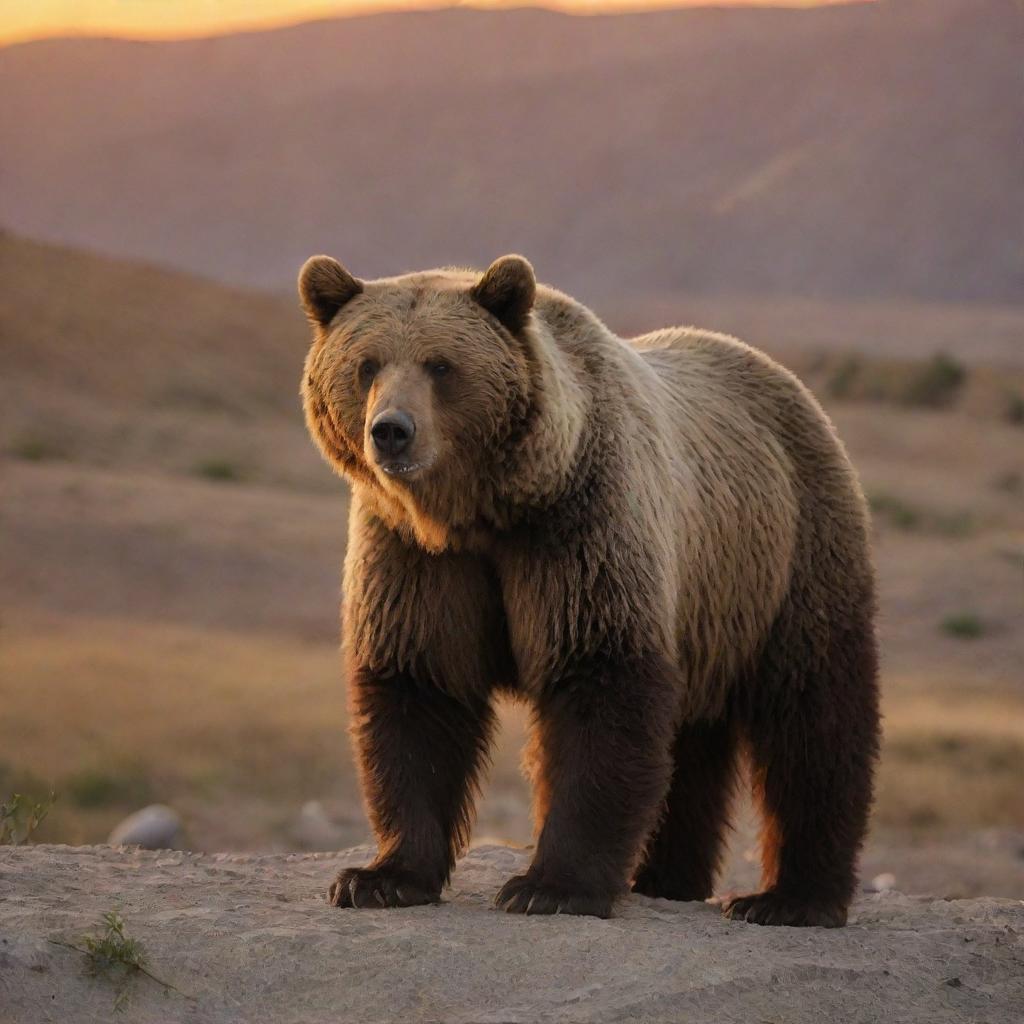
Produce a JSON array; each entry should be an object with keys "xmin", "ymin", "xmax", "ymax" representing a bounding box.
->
[{"xmin": 378, "ymin": 457, "xmax": 434, "ymax": 480}]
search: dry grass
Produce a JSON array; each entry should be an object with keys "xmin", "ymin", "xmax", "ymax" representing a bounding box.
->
[
  {"xmin": 0, "ymin": 613, "xmax": 346, "ymax": 846},
  {"xmin": 4, "ymin": 604, "xmax": 1023, "ymax": 859},
  {"xmin": 877, "ymin": 693, "xmax": 1024, "ymax": 831},
  {"xmin": 2, "ymin": 385, "xmax": 1021, "ymax": 853}
]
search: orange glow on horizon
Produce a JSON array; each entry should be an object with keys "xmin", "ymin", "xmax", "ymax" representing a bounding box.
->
[{"xmin": 0, "ymin": 0, "xmax": 865, "ymax": 47}]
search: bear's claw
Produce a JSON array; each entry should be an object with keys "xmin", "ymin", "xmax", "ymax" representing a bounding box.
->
[
  {"xmin": 721, "ymin": 890, "xmax": 847, "ymax": 928},
  {"xmin": 495, "ymin": 874, "xmax": 614, "ymax": 918},
  {"xmin": 328, "ymin": 866, "xmax": 440, "ymax": 909}
]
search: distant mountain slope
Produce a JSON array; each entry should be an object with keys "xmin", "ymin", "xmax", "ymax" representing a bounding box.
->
[
  {"xmin": 0, "ymin": 230, "xmax": 301, "ymax": 413},
  {"xmin": 0, "ymin": 230, "xmax": 333, "ymax": 488},
  {"xmin": 1, "ymin": 226, "xmax": 1022, "ymax": 513},
  {"xmin": 0, "ymin": 0, "xmax": 1019, "ymax": 305}
]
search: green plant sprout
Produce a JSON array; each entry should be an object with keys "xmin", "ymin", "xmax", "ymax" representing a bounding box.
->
[
  {"xmin": 50, "ymin": 911, "xmax": 187, "ymax": 1012},
  {"xmin": 0, "ymin": 791, "xmax": 56, "ymax": 845}
]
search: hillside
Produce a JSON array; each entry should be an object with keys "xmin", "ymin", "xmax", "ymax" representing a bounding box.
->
[
  {"xmin": 0, "ymin": 230, "xmax": 301, "ymax": 414},
  {"xmin": 0, "ymin": 230, "xmax": 329, "ymax": 489},
  {"xmin": 3, "ymin": 229, "xmax": 1022, "ymax": 488},
  {"xmin": 0, "ymin": 0, "xmax": 1020, "ymax": 303}
]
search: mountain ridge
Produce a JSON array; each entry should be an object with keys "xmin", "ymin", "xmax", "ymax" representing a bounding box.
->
[{"xmin": 1, "ymin": 0, "xmax": 1020, "ymax": 304}]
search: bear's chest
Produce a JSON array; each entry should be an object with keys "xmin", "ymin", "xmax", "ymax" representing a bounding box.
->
[{"xmin": 487, "ymin": 535, "xmax": 652, "ymax": 696}]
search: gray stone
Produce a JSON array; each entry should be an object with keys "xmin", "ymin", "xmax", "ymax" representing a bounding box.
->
[{"xmin": 107, "ymin": 804, "xmax": 182, "ymax": 849}]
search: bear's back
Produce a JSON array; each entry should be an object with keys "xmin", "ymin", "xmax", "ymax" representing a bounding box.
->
[
  {"xmin": 614, "ymin": 325, "xmax": 868, "ymax": 713},
  {"xmin": 628, "ymin": 326, "xmax": 856, "ymax": 488}
]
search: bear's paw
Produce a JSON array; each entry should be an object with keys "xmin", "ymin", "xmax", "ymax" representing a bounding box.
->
[
  {"xmin": 327, "ymin": 866, "xmax": 440, "ymax": 909},
  {"xmin": 495, "ymin": 874, "xmax": 614, "ymax": 918},
  {"xmin": 721, "ymin": 890, "xmax": 847, "ymax": 928}
]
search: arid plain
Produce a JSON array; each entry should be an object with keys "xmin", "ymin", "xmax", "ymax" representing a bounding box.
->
[
  {"xmin": 2, "ymin": 230, "xmax": 1021, "ymax": 898},
  {"xmin": 2, "ymin": 0, "xmax": 1022, "ymax": 908}
]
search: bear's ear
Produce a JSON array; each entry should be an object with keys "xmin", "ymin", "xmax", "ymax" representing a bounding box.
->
[
  {"xmin": 470, "ymin": 255, "xmax": 536, "ymax": 334},
  {"xmin": 298, "ymin": 256, "xmax": 363, "ymax": 328}
]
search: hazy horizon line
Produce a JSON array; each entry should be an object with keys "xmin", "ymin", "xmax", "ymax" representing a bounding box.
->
[{"xmin": 0, "ymin": 0, "xmax": 867, "ymax": 49}]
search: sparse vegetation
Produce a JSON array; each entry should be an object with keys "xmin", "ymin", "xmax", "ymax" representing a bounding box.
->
[
  {"xmin": 192, "ymin": 458, "xmax": 246, "ymax": 482},
  {"xmin": 818, "ymin": 352, "xmax": 971, "ymax": 411},
  {"xmin": 0, "ymin": 765, "xmax": 57, "ymax": 839},
  {"xmin": 901, "ymin": 352, "xmax": 966, "ymax": 408},
  {"xmin": 940, "ymin": 613, "xmax": 986, "ymax": 640},
  {"xmin": 65, "ymin": 766, "xmax": 151, "ymax": 809},
  {"xmin": 868, "ymin": 492, "xmax": 975, "ymax": 537},
  {"xmin": 158, "ymin": 383, "xmax": 243, "ymax": 416},
  {"xmin": 932, "ymin": 510, "xmax": 975, "ymax": 537},
  {"xmin": 1, "ymin": 790, "xmax": 57, "ymax": 845},
  {"xmin": 1005, "ymin": 391, "xmax": 1024, "ymax": 426},
  {"xmin": 826, "ymin": 355, "xmax": 862, "ymax": 399},
  {"xmin": 992, "ymin": 470, "xmax": 1022, "ymax": 495},
  {"xmin": 876, "ymin": 695, "xmax": 1024, "ymax": 832},
  {"xmin": 10, "ymin": 435, "xmax": 70, "ymax": 462},
  {"xmin": 869, "ymin": 492, "xmax": 921, "ymax": 531},
  {"xmin": 51, "ymin": 910, "xmax": 183, "ymax": 1012},
  {"xmin": 0, "ymin": 617, "xmax": 349, "ymax": 846},
  {"xmin": 81, "ymin": 911, "xmax": 148, "ymax": 974}
]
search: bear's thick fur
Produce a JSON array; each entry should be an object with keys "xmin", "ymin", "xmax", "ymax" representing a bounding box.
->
[{"xmin": 299, "ymin": 254, "xmax": 880, "ymax": 925}]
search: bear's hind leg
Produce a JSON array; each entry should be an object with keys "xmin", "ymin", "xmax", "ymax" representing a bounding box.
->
[
  {"xmin": 632, "ymin": 717, "xmax": 738, "ymax": 902},
  {"xmin": 723, "ymin": 598, "xmax": 880, "ymax": 928}
]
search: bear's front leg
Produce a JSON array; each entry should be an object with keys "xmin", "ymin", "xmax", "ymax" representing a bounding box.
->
[
  {"xmin": 496, "ymin": 652, "xmax": 677, "ymax": 918},
  {"xmin": 329, "ymin": 666, "xmax": 495, "ymax": 908}
]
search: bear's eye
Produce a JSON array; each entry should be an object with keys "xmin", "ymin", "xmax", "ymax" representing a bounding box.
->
[
  {"xmin": 357, "ymin": 358, "xmax": 379, "ymax": 389},
  {"xmin": 426, "ymin": 360, "xmax": 451, "ymax": 380}
]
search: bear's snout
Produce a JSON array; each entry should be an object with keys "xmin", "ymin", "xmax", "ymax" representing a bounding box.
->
[{"xmin": 370, "ymin": 408, "xmax": 416, "ymax": 459}]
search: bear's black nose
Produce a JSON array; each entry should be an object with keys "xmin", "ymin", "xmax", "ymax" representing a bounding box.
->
[{"xmin": 370, "ymin": 409, "xmax": 416, "ymax": 458}]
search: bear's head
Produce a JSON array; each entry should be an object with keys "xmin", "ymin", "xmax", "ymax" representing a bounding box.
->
[{"xmin": 299, "ymin": 254, "xmax": 582, "ymax": 551}]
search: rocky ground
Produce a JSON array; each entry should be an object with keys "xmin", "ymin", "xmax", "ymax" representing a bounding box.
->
[{"xmin": 2, "ymin": 844, "xmax": 1022, "ymax": 1024}]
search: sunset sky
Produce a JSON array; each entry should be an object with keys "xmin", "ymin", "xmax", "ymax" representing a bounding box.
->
[{"xmin": 0, "ymin": 0, "xmax": 856, "ymax": 46}]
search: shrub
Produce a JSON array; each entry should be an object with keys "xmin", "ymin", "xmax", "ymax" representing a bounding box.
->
[
  {"xmin": 64, "ymin": 767, "xmax": 151, "ymax": 809},
  {"xmin": 869, "ymin": 492, "xmax": 975, "ymax": 536},
  {"xmin": 1, "ymin": 791, "xmax": 56, "ymax": 845},
  {"xmin": 826, "ymin": 355, "xmax": 862, "ymax": 399},
  {"xmin": 992, "ymin": 470, "xmax": 1022, "ymax": 495},
  {"xmin": 940, "ymin": 613, "xmax": 985, "ymax": 639},
  {"xmin": 9, "ymin": 435, "xmax": 69, "ymax": 462},
  {"xmin": 932, "ymin": 510, "xmax": 976, "ymax": 537},
  {"xmin": 1005, "ymin": 391, "xmax": 1024, "ymax": 426},
  {"xmin": 869, "ymin": 492, "xmax": 922, "ymax": 531},
  {"xmin": 193, "ymin": 458, "xmax": 245, "ymax": 482},
  {"xmin": 902, "ymin": 352, "xmax": 966, "ymax": 408}
]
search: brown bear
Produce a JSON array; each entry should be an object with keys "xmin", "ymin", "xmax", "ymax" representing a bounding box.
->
[{"xmin": 299, "ymin": 253, "xmax": 880, "ymax": 926}]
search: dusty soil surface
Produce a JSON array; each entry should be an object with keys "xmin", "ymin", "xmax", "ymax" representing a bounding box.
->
[{"xmin": 2, "ymin": 844, "xmax": 1022, "ymax": 1024}]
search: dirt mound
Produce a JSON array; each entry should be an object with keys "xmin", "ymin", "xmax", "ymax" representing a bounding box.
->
[{"xmin": 2, "ymin": 844, "xmax": 1022, "ymax": 1023}]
